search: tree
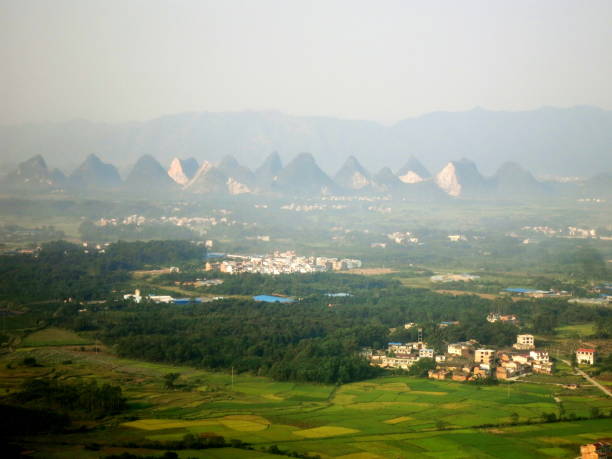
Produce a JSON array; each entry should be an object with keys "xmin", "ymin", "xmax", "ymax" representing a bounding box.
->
[
  {"xmin": 435, "ymin": 419, "xmax": 449, "ymax": 430},
  {"xmin": 408, "ymin": 358, "xmax": 436, "ymax": 377},
  {"xmin": 163, "ymin": 372, "xmax": 180, "ymax": 389}
]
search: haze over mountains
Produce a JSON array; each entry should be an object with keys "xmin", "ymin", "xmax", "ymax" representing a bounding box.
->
[
  {"xmin": 1, "ymin": 106, "xmax": 612, "ymax": 177},
  {"xmin": 3, "ymin": 152, "xmax": 611, "ymax": 201}
]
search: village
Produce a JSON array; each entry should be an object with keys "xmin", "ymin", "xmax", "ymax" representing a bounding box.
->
[{"xmin": 364, "ymin": 320, "xmax": 598, "ymax": 383}]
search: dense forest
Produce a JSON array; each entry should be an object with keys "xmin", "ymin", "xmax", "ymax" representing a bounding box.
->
[
  {"xmin": 53, "ymin": 279, "xmax": 610, "ymax": 384},
  {"xmin": 0, "ymin": 240, "xmax": 206, "ymax": 302}
]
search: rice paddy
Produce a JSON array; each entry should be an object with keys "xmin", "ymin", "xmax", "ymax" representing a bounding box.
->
[
  {"xmin": 294, "ymin": 426, "xmax": 359, "ymax": 439},
  {"xmin": 2, "ymin": 343, "xmax": 611, "ymax": 458}
]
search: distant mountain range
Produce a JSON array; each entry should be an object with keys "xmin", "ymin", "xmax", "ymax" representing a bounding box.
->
[
  {"xmin": 2, "ymin": 152, "xmax": 610, "ymax": 200},
  {"xmin": 1, "ymin": 106, "xmax": 611, "ymax": 177}
]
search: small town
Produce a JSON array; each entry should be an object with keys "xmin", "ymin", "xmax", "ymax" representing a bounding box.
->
[{"xmin": 209, "ymin": 251, "xmax": 362, "ymax": 275}]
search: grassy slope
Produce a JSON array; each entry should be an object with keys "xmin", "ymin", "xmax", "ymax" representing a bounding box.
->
[{"xmin": 20, "ymin": 327, "xmax": 93, "ymax": 347}]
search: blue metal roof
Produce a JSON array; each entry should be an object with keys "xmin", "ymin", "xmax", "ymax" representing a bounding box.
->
[{"xmin": 504, "ymin": 288, "xmax": 537, "ymax": 293}]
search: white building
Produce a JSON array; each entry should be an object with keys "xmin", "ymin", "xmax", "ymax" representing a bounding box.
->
[
  {"xmin": 576, "ymin": 348, "xmax": 595, "ymax": 365},
  {"xmin": 448, "ymin": 342, "xmax": 474, "ymax": 357},
  {"xmin": 513, "ymin": 334, "xmax": 535, "ymax": 350},
  {"xmin": 475, "ymin": 349, "xmax": 495, "ymax": 365},
  {"xmin": 149, "ymin": 295, "xmax": 174, "ymax": 304},
  {"xmin": 388, "ymin": 342, "xmax": 421, "ymax": 354},
  {"xmin": 419, "ymin": 348, "xmax": 435, "ymax": 359},
  {"xmin": 529, "ymin": 351, "xmax": 550, "ymax": 363},
  {"xmin": 123, "ymin": 289, "xmax": 142, "ymax": 303}
]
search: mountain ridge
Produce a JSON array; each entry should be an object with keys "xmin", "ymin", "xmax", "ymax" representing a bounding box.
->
[
  {"xmin": 1, "ymin": 106, "xmax": 611, "ymax": 177},
  {"xmin": 2, "ymin": 152, "xmax": 611, "ymax": 200}
]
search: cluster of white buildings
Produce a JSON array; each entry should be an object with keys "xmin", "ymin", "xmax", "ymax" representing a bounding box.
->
[
  {"xmin": 280, "ymin": 203, "xmax": 348, "ymax": 212},
  {"xmin": 430, "ymin": 273, "xmax": 480, "ymax": 282},
  {"xmin": 365, "ymin": 340, "xmax": 435, "ymax": 370},
  {"xmin": 448, "ymin": 234, "xmax": 468, "ymax": 242},
  {"xmin": 428, "ymin": 334, "xmax": 554, "ymax": 381},
  {"xmin": 567, "ymin": 226, "xmax": 597, "ymax": 238},
  {"xmin": 322, "ymin": 195, "xmax": 391, "ymax": 202},
  {"xmin": 213, "ymin": 251, "xmax": 362, "ymax": 275},
  {"xmin": 519, "ymin": 225, "xmax": 601, "ymax": 239},
  {"xmin": 123, "ymin": 289, "xmax": 173, "ymax": 304},
  {"xmin": 94, "ymin": 214, "xmax": 247, "ymax": 229},
  {"xmin": 366, "ymin": 333, "xmax": 563, "ymax": 382},
  {"xmin": 387, "ymin": 232, "xmax": 420, "ymax": 245}
]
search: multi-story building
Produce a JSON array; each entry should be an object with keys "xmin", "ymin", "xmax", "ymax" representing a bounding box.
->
[
  {"xmin": 576, "ymin": 348, "xmax": 596, "ymax": 365},
  {"xmin": 529, "ymin": 351, "xmax": 550, "ymax": 363},
  {"xmin": 419, "ymin": 348, "xmax": 434, "ymax": 359},
  {"xmin": 513, "ymin": 334, "xmax": 535, "ymax": 350},
  {"xmin": 447, "ymin": 342, "xmax": 474, "ymax": 358},
  {"xmin": 474, "ymin": 349, "xmax": 495, "ymax": 365}
]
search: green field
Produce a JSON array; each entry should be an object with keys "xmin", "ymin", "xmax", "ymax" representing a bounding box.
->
[
  {"xmin": 20, "ymin": 327, "xmax": 93, "ymax": 347},
  {"xmin": 555, "ymin": 323, "xmax": 596, "ymax": 339},
  {"xmin": 2, "ymin": 346, "xmax": 611, "ymax": 458}
]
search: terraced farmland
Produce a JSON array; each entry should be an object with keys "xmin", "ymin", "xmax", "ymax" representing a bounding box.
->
[{"xmin": 2, "ymin": 344, "xmax": 610, "ymax": 458}]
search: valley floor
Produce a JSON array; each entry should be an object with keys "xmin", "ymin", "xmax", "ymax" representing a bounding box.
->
[{"xmin": 2, "ymin": 339, "xmax": 611, "ymax": 458}]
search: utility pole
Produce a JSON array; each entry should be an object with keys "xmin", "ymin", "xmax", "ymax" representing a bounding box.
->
[{"xmin": 231, "ymin": 366, "xmax": 234, "ymax": 391}]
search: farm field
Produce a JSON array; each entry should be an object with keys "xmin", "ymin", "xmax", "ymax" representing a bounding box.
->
[
  {"xmin": 19, "ymin": 327, "xmax": 94, "ymax": 347},
  {"xmin": 2, "ymin": 341, "xmax": 611, "ymax": 458}
]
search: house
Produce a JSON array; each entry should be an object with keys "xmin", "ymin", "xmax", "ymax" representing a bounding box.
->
[
  {"xmin": 149, "ymin": 295, "xmax": 174, "ymax": 303},
  {"xmin": 513, "ymin": 334, "xmax": 535, "ymax": 350},
  {"xmin": 497, "ymin": 361, "xmax": 530, "ymax": 379},
  {"xmin": 428, "ymin": 369, "xmax": 449, "ymax": 380},
  {"xmin": 380, "ymin": 354, "xmax": 419, "ymax": 370},
  {"xmin": 452, "ymin": 372, "xmax": 470, "ymax": 382},
  {"xmin": 473, "ymin": 366, "xmax": 490, "ymax": 379},
  {"xmin": 576, "ymin": 348, "xmax": 596, "ymax": 365},
  {"xmin": 448, "ymin": 342, "xmax": 474, "ymax": 358},
  {"xmin": 123, "ymin": 289, "xmax": 142, "ymax": 303},
  {"xmin": 387, "ymin": 342, "xmax": 419, "ymax": 354},
  {"xmin": 486, "ymin": 312, "xmax": 500, "ymax": 323},
  {"xmin": 532, "ymin": 361, "xmax": 553, "ymax": 375},
  {"xmin": 486, "ymin": 313, "xmax": 519, "ymax": 325},
  {"xmin": 475, "ymin": 349, "xmax": 495, "ymax": 365},
  {"xmin": 496, "ymin": 366, "xmax": 513, "ymax": 380},
  {"xmin": 500, "ymin": 314, "xmax": 520, "ymax": 325},
  {"xmin": 419, "ymin": 348, "xmax": 435, "ymax": 359},
  {"xmin": 580, "ymin": 441, "xmax": 611, "ymax": 459},
  {"xmin": 511, "ymin": 354, "xmax": 531, "ymax": 365},
  {"xmin": 529, "ymin": 351, "xmax": 550, "ymax": 363}
]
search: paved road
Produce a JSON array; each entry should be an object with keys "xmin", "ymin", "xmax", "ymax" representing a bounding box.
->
[{"xmin": 561, "ymin": 359, "xmax": 611, "ymax": 397}]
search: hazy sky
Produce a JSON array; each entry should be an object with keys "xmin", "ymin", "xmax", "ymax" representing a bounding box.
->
[{"xmin": 2, "ymin": 0, "xmax": 611, "ymax": 125}]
